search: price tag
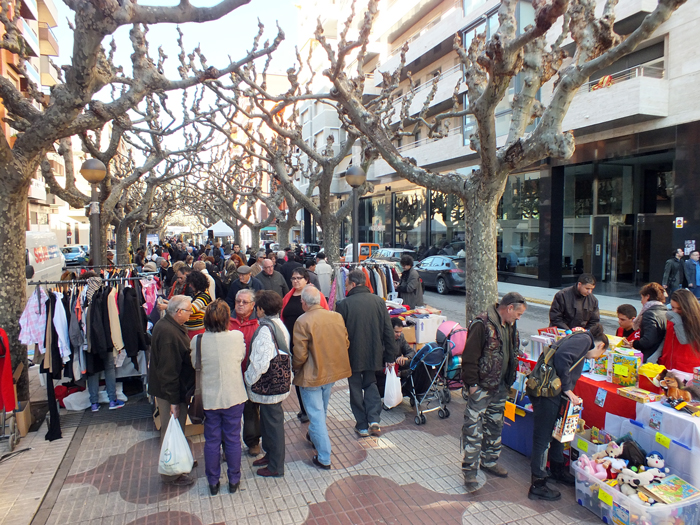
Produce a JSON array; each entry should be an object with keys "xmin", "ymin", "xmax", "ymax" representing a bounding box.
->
[
  {"xmin": 577, "ymin": 438, "xmax": 589, "ymax": 452},
  {"xmin": 655, "ymin": 432, "xmax": 671, "ymax": 448},
  {"xmin": 504, "ymin": 401, "xmax": 516, "ymax": 422},
  {"xmin": 613, "ymin": 364, "xmax": 629, "ymax": 377},
  {"xmin": 598, "ymin": 488, "xmax": 613, "ymax": 506}
]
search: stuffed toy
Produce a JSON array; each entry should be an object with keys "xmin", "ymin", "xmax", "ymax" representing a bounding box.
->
[
  {"xmin": 578, "ymin": 454, "xmax": 607, "ymax": 480},
  {"xmin": 592, "ymin": 438, "xmax": 646, "ymax": 470},
  {"xmin": 656, "ymin": 370, "xmax": 700, "ymax": 401},
  {"xmin": 618, "ymin": 468, "xmax": 662, "ymax": 498},
  {"xmin": 596, "ymin": 456, "xmax": 628, "ymax": 479},
  {"xmin": 592, "ymin": 441, "xmax": 622, "ymax": 461},
  {"xmin": 644, "ymin": 451, "xmax": 671, "ymax": 476}
]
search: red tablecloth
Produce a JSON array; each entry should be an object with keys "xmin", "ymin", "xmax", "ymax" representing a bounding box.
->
[{"xmin": 574, "ymin": 376, "xmax": 638, "ymax": 430}]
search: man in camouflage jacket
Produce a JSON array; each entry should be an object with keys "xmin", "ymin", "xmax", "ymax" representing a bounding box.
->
[{"xmin": 460, "ymin": 292, "xmax": 527, "ymax": 491}]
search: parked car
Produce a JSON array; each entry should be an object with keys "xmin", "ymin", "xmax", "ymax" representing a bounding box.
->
[
  {"xmin": 26, "ymin": 232, "xmax": 65, "ymax": 297},
  {"xmin": 341, "ymin": 243, "xmax": 380, "ymax": 263},
  {"xmin": 366, "ymin": 248, "xmax": 418, "ymax": 264},
  {"xmin": 414, "ymin": 255, "xmax": 465, "ymax": 294},
  {"xmin": 298, "ymin": 243, "xmax": 321, "ymax": 265},
  {"xmin": 62, "ymin": 245, "xmax": 89, "ymax": 266}
]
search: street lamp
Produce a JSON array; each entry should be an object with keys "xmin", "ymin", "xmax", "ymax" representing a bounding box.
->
[
  {"xmin": 346, "ymin": 165, "xmax": 366, "ymax": 263},
  {"xmin": 80, "ymin": 158, "xmax": 107, "ymax": 267}
]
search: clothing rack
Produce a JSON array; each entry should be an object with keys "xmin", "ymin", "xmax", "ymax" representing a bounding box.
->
[
  {"xmin": 28, "ymin": 274, "xmax": 158, "ymax": 286},
  {"xmin": 65, "ymin": 264, "xmax": 135, "ymax": 270}
]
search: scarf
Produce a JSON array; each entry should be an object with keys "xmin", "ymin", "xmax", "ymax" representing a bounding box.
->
[
  {"xmin": 666, "ymin": 311, "xmax": 688, "ymax": 344},
  {"xmin": 632, "ymin": 300, "xmax": 665, "ymax": 331}
]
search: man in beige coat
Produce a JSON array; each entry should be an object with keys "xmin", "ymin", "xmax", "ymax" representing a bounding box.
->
[{"xmin": 293, "ymin": 286, "xmax": 351, "ymax": 469}]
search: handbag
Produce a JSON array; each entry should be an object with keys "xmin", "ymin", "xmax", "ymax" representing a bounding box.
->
[
  {"xmin": 251, "ymin": 324, "xmax": 291, "ymax": 396},
  {"xmin": 187, "ymin": 334, "xmax": 204, "ymax": 424}
]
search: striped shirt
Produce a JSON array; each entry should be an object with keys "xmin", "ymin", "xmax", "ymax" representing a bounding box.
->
[{"xmin": 185, "ymin": 292, "xmax": 212, "ymax": 332}]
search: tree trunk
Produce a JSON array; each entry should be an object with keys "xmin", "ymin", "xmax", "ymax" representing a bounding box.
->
[
  {"xmin": 116, "ymin": 220, "xmax": 132, "ymax": 265},
  {"xmin": 130, "ymin": 225, "xmax": 141, "ymax": 252},
  {"xmin": 139, "ymin": 229, "xmax": 148, "ymax": 251},
  {"xmin": 321, "ymin": 215, "xmax": 342, "ymax": 265},
  {"xmin": 463, "ymin": 195, "xmax": 499, "ymax": 321},
  {"xmin": 277, "ymin": 222, "xmax": 291, "ymax": 249},
  {"xmin": 233, "ymin": 223, "xmax": 241, "ymax": 247},
  {"xmin": 0, "ymin": 183, "xmax": 30, "ymax": 401},
  {"xmin": 249, "ymin": 227, "xmax": 261, "ymax": 251}
]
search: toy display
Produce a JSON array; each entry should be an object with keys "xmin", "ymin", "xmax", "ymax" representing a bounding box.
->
[
  {"xmin": 644, "ymin": 452, "xmax": 671, "ymax": 476},
  {"xmin": 552, "ymin": 397, "xmax": 583, "ymax": 443},
  {"xmin": 617, "ymin": 386, "xmax": 664, "ymax": 404},
  {"xmin": 657, "ymin": 371, "xmax": 700, "ymax": 402}
]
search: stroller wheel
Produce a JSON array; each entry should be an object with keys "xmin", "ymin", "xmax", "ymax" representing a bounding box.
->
[
  {"xmin": 444, "ymin": 407, "xmax": 450, "ymax": 418},
  {"xmin": 414, "ymin": 415, "xmax": 422, "ymax": 425},
  {"xmin": 462, "ymin": 388, "xmax": 469, "ymax": 401},
  {"xmin": 420, "ymin": 414, "xmax": 426, "ymax": 425},
  {"xmin": 438, "ymin": 408, "xmax": 446, "ymax": 419},
  {"xmin": 442, "ymin": 390, "xmax": 451, "ymax": 404}
]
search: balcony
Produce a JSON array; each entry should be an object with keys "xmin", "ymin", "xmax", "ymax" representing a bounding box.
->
[
  {"xmin": 22, "ymin": 61, "xmax": 41, "ymax": 87},
  {"xmin": 38, "ymin": 0, "xmax": 58, "ymax": 27},
  {"xmin": 562, "ymin": 65, "xmax": 668, "ymax": 134},
  {"xmin": 40, "ymin": 55, "xmax": 58, "ymax": 86},
  {"xmin": 17, "ymin": 17, "xmax": 40, "ymax": 57},
  {"xmin": 39, "ymin": 22, "xmax": 59, "ymax": 56},
  {"xmin": 20, "ymin": 0, "xmax": 38, "ymax": 21},
  {"xmin": 389, "ymin": 63, "xmax": 467, "ymax": 124}
]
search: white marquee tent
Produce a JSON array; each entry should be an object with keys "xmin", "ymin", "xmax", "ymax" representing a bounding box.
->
[{"xmin": 201, "ymin": 220, "xmax": 234, "ymax": 237}]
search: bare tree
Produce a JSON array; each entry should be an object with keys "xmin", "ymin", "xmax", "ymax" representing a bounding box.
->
[
  {"xmin": 2, "ymin": 0, "xmax": 281, "ymax": 399},
  {"xmin": 307, "ymin": 0, "xmax": 685, "ymax": 318}
]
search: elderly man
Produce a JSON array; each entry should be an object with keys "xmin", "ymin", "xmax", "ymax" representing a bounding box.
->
[
  {"xmin": 293, "ymin": 286, "xmax": 351, "ymax": 469},
  {"xmin": 250, "ymin": 251, "xmax": 266, "ymax": 277},
  {"xmin": 461, "ymin": 292, "xmax": 527, "ymax": 491},
  {"xmin": 275, "ymin": 250, "xmax": 286, "ymax": 274},
  {"xmin": 148, "ymin": 295, "xmax": 196, "ymax": 486},
  {"xmin": 228, "ymin": 289, "xmax": 262, "ymax": 456},
  {"xmin": 258, "ymin": 258, "xmax": 289, "ymax": 298},
  {"xmin": 315, "ymin": 252, "xmax": 332, "ymax": 298},
  {"xmin": 336, "ymin": 269, "xmax": 395, "ymax": 438},
  {"xmin": 225, "ymin": 265, "xmax": 263, "ymax": 310}
]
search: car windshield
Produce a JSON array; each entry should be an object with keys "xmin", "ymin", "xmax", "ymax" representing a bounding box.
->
[{"xmin": 62, "ymin": 247, "xmax": 80, "ymax": 254}]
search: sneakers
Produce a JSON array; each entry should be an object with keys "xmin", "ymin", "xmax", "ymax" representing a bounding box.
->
[
  {"xmin": 528, "ymin": 476, "xmax": 561, "ymax": 501},
  {"xmin": 369, "ymin": 423, "xmax": 382, "ymax": 436},
  {"xmin": 312, "ymin": 455, "xmax": 331, "ymax": 470},
  {"xmin": 354, "ymin": 427, "xmax": 370, "ymax": 438},
  {"xmin": 91, "ymin": 403, "xmax": 100, "ymax": 412},
  {"xmin": 109, "ymin": 400, "xmax": 125, "ymax": 410},
  {"xmin": 480, "ymin": 462, "xmax": 508, "ymax": 478}
]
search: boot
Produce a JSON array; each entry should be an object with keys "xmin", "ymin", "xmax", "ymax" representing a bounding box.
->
[
  {"xmin": 549, "ymin": 461, "xmax": 575, "ymax": 486},
  {"xmin": 528, "ymin": 475, "xmax": 561, "ymax": 501},
  {"xmin": 463, "ymin": 470, "xmax": 479, "ymax": 492}
]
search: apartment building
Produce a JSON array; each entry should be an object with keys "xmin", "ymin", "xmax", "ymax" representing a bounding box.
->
[{"xmin": 294, "ymin": 0, "xmax": 700, "ymax": 289}]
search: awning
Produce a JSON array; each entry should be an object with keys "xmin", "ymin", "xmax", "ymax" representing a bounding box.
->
[{"xmin": 261, "ymin": 226, "xmax": 276, "ymax": 231}]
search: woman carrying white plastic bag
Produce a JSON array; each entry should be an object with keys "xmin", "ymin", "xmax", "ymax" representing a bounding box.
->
[
  {"xmin": 383, "ymin": 366, "xmax": 403, "ymax": 409},
  {"xmin": 158, "ymin": 414, "xmax": 194, "ymax": 476}
]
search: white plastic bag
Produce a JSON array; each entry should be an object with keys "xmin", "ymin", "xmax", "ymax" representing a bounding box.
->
[
  {"xmin": 158, "ymin": 414, "xmax": 194, "ymax": 476},
  {"xmin": 383, "ymin": 366, "xmax": 403, "ymax": 409}
]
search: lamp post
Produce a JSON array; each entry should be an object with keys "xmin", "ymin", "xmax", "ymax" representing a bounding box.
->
[
  {"xmin": 80, "ymin": 158, "xmax": 107, "ymax": 266},
  {"xmin": 346, "ymin": 166, "xmax": 366, "ymax": 263}
]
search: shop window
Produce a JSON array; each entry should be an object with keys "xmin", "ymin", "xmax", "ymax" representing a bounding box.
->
[
  {"xmin": 394, "ymin": 189, "xmax": 426, "ymax": 249},
  {"xmin": 430, "ymin": 191, "xmax": 465, "ymax": 252},
  {"xmin": 497, "ymin": 172, "xmax": 540, "ymax": 277}
]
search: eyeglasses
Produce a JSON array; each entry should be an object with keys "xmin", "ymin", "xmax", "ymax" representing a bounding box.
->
[
  {"xmin": 291, "ymin": 277, "xmax": 305, "ymax": 281},
  {"xmin": 235, "ymin": 300, "xmax": 254, "ymax": 305}
]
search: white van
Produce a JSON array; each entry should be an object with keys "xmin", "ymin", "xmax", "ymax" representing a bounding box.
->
[{"xmin": 25, "ymin": 231, "xmax": 66, "ymax": 297}]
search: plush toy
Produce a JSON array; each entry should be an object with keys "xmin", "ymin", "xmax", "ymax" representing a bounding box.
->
[
  {"xmin": 618, "ymin": 468, "xmax": 662, "ymax": 498},
  {"xmin": 657, "ymin": 370, "xmax": 700, "ymax": 401},
  {"xmin": 578, "ymin": 454, "xmax": 608, "ymax": 480},
  {"xmin": 592, "ymin": 438, "xmax": 646, "ymax": 470},
  {"xmin": 597, "ymin": 456, "xmax": 628, "ymax": 479},
  {"xmin": 592, "ymin": 441, "xmax": 622, "ymax": 461},
  {"xmin": 644, "ymin": 451, "xmax": 671, "ymax": 476}
]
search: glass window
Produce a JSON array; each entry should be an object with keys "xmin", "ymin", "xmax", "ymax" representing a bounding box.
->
[
  {"xmin": 394, "ymin": 189, "xmax": 426, "ymax": 249},
  {"xmin": 358, "ymin": 195, "xmax": 387, "ymax": 245},
  {"xmin": 497, "ymin": 171, "xmax": 540, "ymax": 277},
  {"xmin": 360, "ymin": 245, "xmax": 370, "ymax": 256},
  {"xmin": 430, "ymin": 190, "xmax": 465, "ymax": 251},
  {"xmin": 517, "ymin": 1, "xmax": 536, "ymax": 34},
  {"xmin": 562, "ymin": 164, "xmax": 594, "ymax": 276},
  {"xmin": 463, "ymin": 0, "xmax": 487, "ymax": 17}
]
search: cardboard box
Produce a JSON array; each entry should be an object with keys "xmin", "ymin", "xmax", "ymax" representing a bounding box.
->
[
  {"xmin": 15, "ymin": 400, "xmax": 32, "ymax": 437},
  {"xmin": 402, "ymin": 326, "xmax": 416, "ymax": 344},
  {"xmin": 617, "ymin": 386, "xmax": 663, "ymax": 403},
  {"xmin": 152, "ymin": 404, "xmax": 203, "ymax": 436},
  {"xmin": 413, "ymin": 315, "xmax": 446, "ymax": 343},
  {"xmin": 590, "ymin": 352, "xmax": 609, "ymax": 376},
  {"xmin": 552, "ymin": 397, "xmax": 582, "ymax": 443}
]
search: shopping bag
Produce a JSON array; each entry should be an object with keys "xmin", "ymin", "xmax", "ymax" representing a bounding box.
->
[
  {"xmin": 158, "ymin": 414, "xmax": 194, "ymax": 476},
  {"xmin": 383, "ymin": 366, "xmax": 403, "ymax": 409}
]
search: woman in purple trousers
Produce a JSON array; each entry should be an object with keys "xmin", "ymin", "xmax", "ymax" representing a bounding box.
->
[{"xmin": 191, "ymin": 299, "xmax": 247, "ymax": 495}]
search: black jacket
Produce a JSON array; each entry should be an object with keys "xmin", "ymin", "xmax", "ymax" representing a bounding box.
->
[
  {"xmin": 549, "ymin": 285, "xmax": 600, "ymax": 331},
  {"xmin": 396, "ymin": 267, "xmax": 424, "ymax": 309},
  {"xmin": 663, "ymin": 256, "xmax": 686, "ymax": 288},
  {"xmin": 258, "ymin": 270, "xmax": 289, "ymax": 298},
  {"xmin": 148, "ymin": 314, "xmax": 195, "ymax": 405},
  {"xmin": 632, "ymin": 304, "xmax": 667, "ymax": 361},
  {"xmin": 119, "ymin": 287, "xmax": 148, "ymax": 360},
  {"xmin": 280, "ymin": 260, "xmax": 303, "ymax": 290},
  {"xmin": 553, "ymin": 331, "xmax": 594, "ymax": 393},
  {"xmin": 336, "ymin": 286, "xmax": 395, "ymax": 372}
]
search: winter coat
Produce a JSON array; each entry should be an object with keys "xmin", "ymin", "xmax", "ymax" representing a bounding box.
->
[
  {"xmin": 148, "ymin": 314, "xmax": 196, "ymax": 405},
  {"xmin": 292, "ymin": 305, "xmax": 351, "ymax": 387},
  {"xmin": 335, "ymin": 286, "xmax": 395, "ymax": 372},
  {"xmin": 224, "ymin": 277, "xmax": 263, "ymax": 310},
  {"xmin": 552, "ymin": 331, "xmax": 594, "ymax": 394},
  {"xmin": 685, "ymin": 259, "xmax": 700, "ymax": 289},
  {"xmin": 632, "ymin": 303, "xmax": 667, "ymax": 362},
  {"xmin": 258, "ymin": 270, "xmax": 290, "ymax": 298},
  {"xmin": 663, "ymin": 256, "xmax": 686, "ymax": 289},
  {"xmin": 659, "ymin": 312, "xmax": 700, "ymax": 373},
  {"xmin": 396, "ymin": 267, "xmax": 423, "ymax": 309},
  {"xmin": 119, "ymin": 287, "xmax": 149, "ymax": 367},
  {"xmin": 228, "ymin": 315, "xmax": 260, "ymax": 372},
  {"xmin": 549, "ymin": 285, "xmax": 600, "ymax": 331}
]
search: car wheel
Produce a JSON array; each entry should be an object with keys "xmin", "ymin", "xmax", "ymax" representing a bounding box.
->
[{"xmin": 437, "ymin": 277, "xmax": 449, "ymax": 295}]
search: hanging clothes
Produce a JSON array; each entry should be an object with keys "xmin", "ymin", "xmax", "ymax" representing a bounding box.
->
[
  {"xmin": 19, "ymin": 287, "xmax": 48, "ymax": 354},
  {"xmin": 120, "ymin": 287, "xmax": 148, "ymax": 369},
  {"xmin": 0, "ymin": 329, "xmax": 16, "ymax": 412},
  {"xmin": 52, "ymin": 292, "xmax": 71, "ymax": 364}
]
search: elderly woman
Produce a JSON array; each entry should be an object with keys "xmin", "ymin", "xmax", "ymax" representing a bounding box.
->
[
  {"xmin": 621, "ymin": 282, "xmax": 667, "ymax": 362},
  {"xmin": 395, "ymin": 254, "xmax": 424, "ymax": 308},
  {"xmin": 245, "ymin": 290, "xmax": 291, "ymax": 478},
  {"xmin": 281, "ymin": 268, "xmax": 329, "ymax": 422},
  {"xmin": 184, "ymin": 270, "xmax": 212, "ymax": 339},
  {"xmin": 191, "ymin": 299, "xmax": 247, "ymax": 496},
  {"xmin": 659, "ymin": 289, "xmax": 700, "ymax": 373}
]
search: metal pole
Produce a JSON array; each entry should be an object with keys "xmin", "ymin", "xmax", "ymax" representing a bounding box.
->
[
  {"xmin": 90, "ymin": 183, "xmax": 101, "ymax": 267},
  {"xmin": 352, "ymin": 187, "xmax": 359, "ymax": 263}
]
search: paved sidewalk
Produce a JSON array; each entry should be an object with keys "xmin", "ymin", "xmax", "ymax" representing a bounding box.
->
[{"xmin": 1, "ymin": 381, "xmax": 601, "ymax": 525}]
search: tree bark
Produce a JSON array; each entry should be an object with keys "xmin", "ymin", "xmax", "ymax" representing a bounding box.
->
[
  {"xmin": 463, "ymin": 194, "xmax": 499, "ymax": 321},
  {"xmin": 116, "ymin": 220, "xmax": 132, "ymax": 265},
  {"xmin": 250, "ymin": 227, "xmax": 261, "ymax": 251},
  {"xmin": 277, "ymin": 222, "xmax": 291, "ymax": 250},
  {"xmin": 321, "ymin": 215, "xmax": 342, "ymax": 265},
  {"xmin": 0, "ymin": 179, "xmax": 31, "ymax": 401}
]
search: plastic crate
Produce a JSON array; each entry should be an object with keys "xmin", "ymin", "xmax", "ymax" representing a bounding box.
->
[
  {"xmin": 570, "ymin": 430, "xmax": 610, "ymax": 474},
  {"xmin": 501, "ymin": 396, "xmax": 533, "ymax": 457},
  {"xmin": 573, "ymin": 460, "xmax": 700, "ymax": 525}
]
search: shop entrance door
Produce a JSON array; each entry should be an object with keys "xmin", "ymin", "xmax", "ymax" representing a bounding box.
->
[{"xmin": 592, "ymin": 216, "xmax": 609, "ymax": 282}]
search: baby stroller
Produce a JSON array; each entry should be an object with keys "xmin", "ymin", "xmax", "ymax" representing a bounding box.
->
[
  {"xmin": 435, "ymin": 321, "xmax": 468, "ymax": 401},
  {"xmin": 407, "ymin": 340, "xmax": 453, "ymax": 425}
]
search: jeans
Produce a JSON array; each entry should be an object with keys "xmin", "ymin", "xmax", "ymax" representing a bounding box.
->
[
  {"xmin": 689, "ymin": 285, "xmax": 700, "ymax": 300},
  {"xmin": 259, "ymin": 402, "xmax": 285, "ymax": 474},
  {"xmin": 203, "ymin": 403, "xmax": 244, "ymax": 486},
  {"xmin": 666, "ymin": 284, "xmax": 681, "ymax": 305},
  {"xmin": 300, "ymin": 383, "xmax": 334, "ymax": 465},
  {"xmin": 530, "ymin": 395, "xmax": 565, "ymax": 478},
  {"xmin": 87, "ymin": 354, "xmax": 117, "ymax": 404},
  {"xmin": 348, "ymin": 370, "xmax": 382, "ymax": 430}
]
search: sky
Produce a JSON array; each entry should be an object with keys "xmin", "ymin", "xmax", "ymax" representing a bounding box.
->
[{"xmin": 53, "ymin": 0, "xmax": 301, "ymax": 78}]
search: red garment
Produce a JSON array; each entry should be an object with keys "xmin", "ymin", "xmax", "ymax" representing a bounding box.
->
[
  {"xmin": 229, "ymin": 315, "xmax": 260, "ymax": 372},
  {"xmin": 281, "ymin": 289, "xmax": 329, "ymax": 320},
  {"xmin": 615, "ymin": 327, "xmax": 640, "ymax": 341},
  {"xmin": 659, "ymin": 321, "xmax": 700, "ymax": 373},
  {"xmin": 361, "ymin": 267, "xmax": 374, "ymax": 293},
  {"xmin": 0, "ymin": 329, "xmax": 15, "ymax": 412},
  {"xmin": 187, "ymin": 327, "xmax": 205, "ymax": 340}
]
